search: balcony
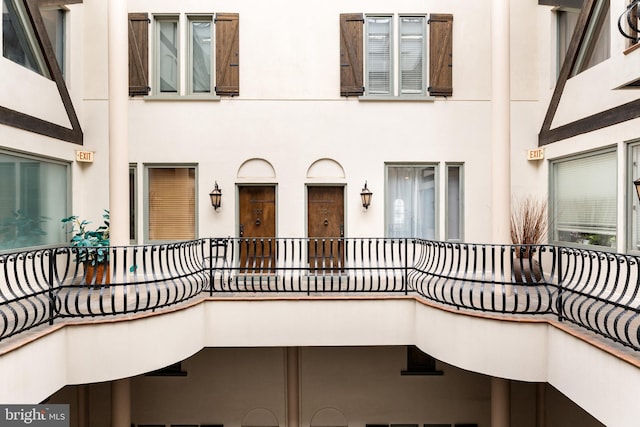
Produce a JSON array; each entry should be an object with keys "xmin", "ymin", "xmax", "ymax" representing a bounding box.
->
[{"xmin": 1, "ymin": 237, "xmax": 640, "ymax": 353}]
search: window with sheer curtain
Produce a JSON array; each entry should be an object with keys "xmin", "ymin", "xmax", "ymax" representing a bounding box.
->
[
  {"xmin": 147, "ymin": 166, "xmax": 196, "ymax": 241},
  {"xmin": 190, "ymin": 19, "xmax": 212, "ymax": 93},
  {"xmin": 365, "ymin": 15, "xmax": 426, "ymax": 96},
  {"xmin": 0, "ymin": 152, "xmax": 69, "ymax": 250},
  {"xmin": 386, "ymin": 165, "xmax": 436, "ymax": 239},
  {"xmin": 156, "ymin": 18, "xmax": 179, "ymax": 93}
]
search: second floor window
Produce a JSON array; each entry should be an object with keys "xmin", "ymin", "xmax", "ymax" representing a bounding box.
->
[
  {"xmin": 128, "ymin": 12, "xmax": 239, "ymax": 97},
  {"xmin": 366, "ymin": 15, "xmax": 426, "ymax": 96},
  {"xmin": 340, "ymin": 13, "xmax": 452, "ymax": 98}
]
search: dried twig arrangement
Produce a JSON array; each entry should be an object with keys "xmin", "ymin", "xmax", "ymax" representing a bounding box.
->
[{"xmin": 510, "ymin": 196, "xmax": 548, "ymax": 258}]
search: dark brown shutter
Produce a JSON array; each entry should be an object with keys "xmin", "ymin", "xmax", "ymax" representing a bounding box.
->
[
  {"xmin": 215, "ymin": 13, "xmax": 240, "ymax": 96},
  {"xmin": 340, "ymin": 13, "xmax": 364, "ymax": 96},
  {"xmin": 128, "ymin": 13, "xmax": 150, "ymax": 96},
  {"xmin": 429, "ymin": 14, "xmax": 453, "ymax": 97}
]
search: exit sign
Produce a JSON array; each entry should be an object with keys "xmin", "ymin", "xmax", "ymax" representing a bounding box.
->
[
  {"xmin": 76, "ymin": 150, "xmax": 95, "ymax": 162},
  {"xmin": 527, "ymin": 148, "xmax": 544, "ymax": 161}
]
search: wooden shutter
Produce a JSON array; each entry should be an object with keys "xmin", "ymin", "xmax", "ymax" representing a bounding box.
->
[
  {"xmin": 340, "ymin": 13, "xmax": 364, "ymax": 96},
  {"xmin": 215, "ymin": 13, "xmax": 239, "ymax": 96},
  {"xmin": 428, "ymin": 14, "xmax": 453, "ymax": 97},
  {"xmin": 128, "ymin": 13, "xmax": 150, "ymax": 96}
]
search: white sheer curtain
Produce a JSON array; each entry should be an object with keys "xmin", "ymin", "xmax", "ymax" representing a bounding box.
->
[
  {"xmin": 387, "ymin": 166, "xmax": 436, "ymax": 239},
  {"xmin": 190, "ymin": 20, "xmax": 211, "ymax": 93},
  {"xmin": 159, "ymin": 20, "xmax": 178, "ymax": 92}
]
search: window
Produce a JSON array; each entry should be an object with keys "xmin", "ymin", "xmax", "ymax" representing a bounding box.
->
[
  {"xmin": 556, "ymin": 7, "xmax": 579, "ymax": 78},
  {"xmin": 551, "ymin": 149, "xmax": 617, "ymax": 247},
  {"xmin": 156, "ymin": 17, "xmax": 179, "ymax": 93},
  {"xmin": 40, "ymin": 6, "xmax": 65, "ymax": 76},
  {"xmin": 0, "ymin": 151, "xmax": 69, "ymax": 250},
  {"xmin": 628, "ymin": 142, "xmax": 640, "ymax": 251},
  {"xmin": 365, "ymin": 15, "xmax": 426, "ymax": 96},
  {"xmin": 189, "ymin": 17, "xmax": 212, "ymax": 93},
  {"xmin": 386, "ymin": 165, "xmax": 437, "ymax": 239},
  {"xmin": 445, "ymin": 164, "xmax": 463, "ymax": 241},
  {"xmin": 129, "ymin": 12, "xmax": 239, "ymax": 97},
  {"xmin": 571, "ymin": 0, "xmax": 610, "ymax": 76},
  {"xmin": 340, "ymin": 13, "xmax": 452, "ymax": 98},
  {"xmin": 129, "ymin": 165, "xmax": 137, "ymax": 242},
  {"xmin": 2, "ymin": 0, "xmax": 49, "ymax": 77},
  {"xmin": 146, "ymin": 166, "xmax": 196, "ymax": 241},
  {"xmin": 401, "ymin": 345, "xmax": 443, "ymax": 375},
  {"xmin": 621, "ymin": 0, "xmax": 639, "ymax": 48}
]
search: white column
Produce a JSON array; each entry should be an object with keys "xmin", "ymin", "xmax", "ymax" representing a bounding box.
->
[
  {"xmin": 108, "ymin": 0, "xmax": 130, "ymax": 246},
  {"xmin": 491, "ymin": 0, "xmax": 511, "ymax": 244},
  {"xmin": 111, "ymin": 379, "xmax": 131, "ymax": 427},
  {"xmin": 491, "ymin": 377, "xmax": 510, "ymax": 427},
  {"xmin": 286, "ymin": 347, "xmax": 300, "ymax": 427}
]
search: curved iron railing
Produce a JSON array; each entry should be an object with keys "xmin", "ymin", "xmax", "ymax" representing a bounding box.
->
[{"xmin": 1, "ymin": 238, "xmax": 640, "ymax": 352}]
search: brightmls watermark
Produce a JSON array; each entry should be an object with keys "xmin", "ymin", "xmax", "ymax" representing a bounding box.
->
[{"xmin": 0, "ymin": 405, "xmax": 68, "ymax": 426}]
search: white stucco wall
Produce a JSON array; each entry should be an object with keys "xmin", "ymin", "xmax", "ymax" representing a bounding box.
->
[{"xmin": 1, "ymin": 298, "xmax": 638, "ymax": 426}]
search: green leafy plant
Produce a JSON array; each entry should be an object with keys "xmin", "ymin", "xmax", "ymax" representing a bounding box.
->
[{"xmin": 61, "ymin": 210, "xmax": 110, "ymax": 265}]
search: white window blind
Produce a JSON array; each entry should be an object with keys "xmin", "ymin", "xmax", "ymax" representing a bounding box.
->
[
  {"xmin": 366, "ymin": 17, "xmax": 392, "ymax": 95},
  {"xmin": 553, "ymin": 151, "xmax": 616, "ymax": 239},
  {"xmin": 400, "ymin": 16, "xmax": 424, "ymax": 94}
]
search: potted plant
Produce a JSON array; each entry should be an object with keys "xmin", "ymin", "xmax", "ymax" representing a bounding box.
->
[
  {"xmin": 61, "ymin": 210, "xmax": 110, "ymax": 285},
  {"xmin": 510, "ymin": 196, "xmax": 548, "ymax": 283}
]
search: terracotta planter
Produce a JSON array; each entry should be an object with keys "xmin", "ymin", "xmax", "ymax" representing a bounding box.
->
[{"xmin": 85, "ymin": 262, "xmax": 110, "ymax": 286}]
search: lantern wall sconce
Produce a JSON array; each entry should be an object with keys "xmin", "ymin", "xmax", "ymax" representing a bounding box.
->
[
  {"xmin": 634, "ymin": 178, "xmax": 640, "ymax": 203},
  {"xmin": 360, "ymin": 181, "xmax": 372, "ymax": 209},
  {"xmin": 209, "ymin": 182, "xmax": 222, "ymax": 210}
]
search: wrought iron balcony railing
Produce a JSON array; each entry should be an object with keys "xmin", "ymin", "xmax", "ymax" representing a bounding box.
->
[{"xmin": 1, "ymin": 238, "xmax": 639, "ymax": 353}]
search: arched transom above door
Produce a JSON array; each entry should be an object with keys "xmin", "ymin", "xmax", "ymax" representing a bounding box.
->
[
  {"xmin": 307, "ymin": 159, "xmax": 345, "ymax": 179},
  {"xmin": 237, "ymin": 158, "xmax": 276, "ymax": 179}
]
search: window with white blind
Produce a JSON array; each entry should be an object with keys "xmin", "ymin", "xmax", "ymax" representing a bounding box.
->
[
  {"xmin": 365, "ymin": 15, "xmax": 426, "ymax": 97},
  {"xmin": 146, "ymin": 166, "xmax": 196, "ymax": 241},
  {"xmin": 386, "ymin": 165, "xmax": 437, "ymax": 239},
  {"xmin": 551, "ymin": 150, "xmax": 617, "ymax": 247}
]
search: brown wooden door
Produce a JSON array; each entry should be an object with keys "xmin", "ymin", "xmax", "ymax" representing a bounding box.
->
[
  {"xmin": 307, "ymin": 186, "xmax": 344, "ymax": 272},
  {"xmin": 238, "ymin": 186, "xmax": 276, "ymax": 273}
]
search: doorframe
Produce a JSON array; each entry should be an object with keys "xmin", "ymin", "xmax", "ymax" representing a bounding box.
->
[
  {"xmin": 236, "ymin": 183, "xmax": 278, "ymax": 239},
  {"xmin": 305, "ymin": 183, "xmax": 347, "ymax": 239}
]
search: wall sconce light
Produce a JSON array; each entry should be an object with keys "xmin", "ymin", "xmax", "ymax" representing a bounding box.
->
[
  {"xmin": 209, "ymin": 182, "xmax": 222, "ymax": 210},
  {"xmin": 634, "ymin": 178, "xmax": 640, "ymax": 202},
  {"xmin": 360, "ymin": 181, "xmax": 372, "ymax": 210}
]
